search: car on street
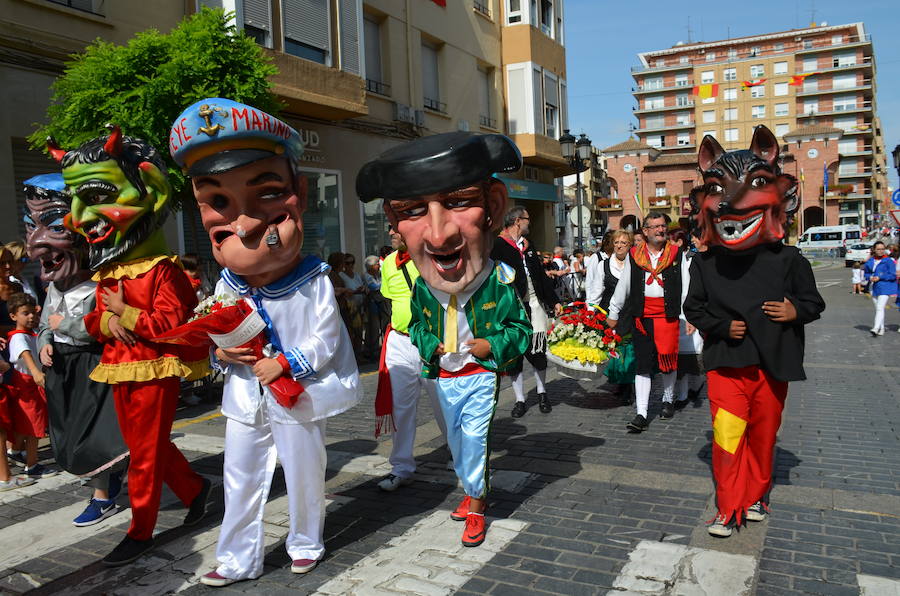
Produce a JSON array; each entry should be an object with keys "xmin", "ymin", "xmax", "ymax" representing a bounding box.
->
[{"xmin": 845, "ymin": 242, "xmax": 874, "ymax": 267}]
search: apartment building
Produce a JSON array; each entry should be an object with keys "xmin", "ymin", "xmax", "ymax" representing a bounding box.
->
[
  {"xmin": 602, "ymin": 22, "xmax": 888, "ymax": 231},
  {"xmin": 0, "ymin": 0, "xmax": 570, "ymax": 260}
]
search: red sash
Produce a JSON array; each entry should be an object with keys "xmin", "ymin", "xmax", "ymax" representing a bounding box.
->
[{"xmin": 635, "ymin": 297, "xmax": 679, "ymax": 373}]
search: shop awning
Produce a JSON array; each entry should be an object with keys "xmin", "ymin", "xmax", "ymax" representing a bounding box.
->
[{"xmin": 494, "ymin": 175, "xmax": 559, "ymax": 202}]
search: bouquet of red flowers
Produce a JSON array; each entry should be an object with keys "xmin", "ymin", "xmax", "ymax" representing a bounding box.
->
[
  {"xmin": 546, "ymin": 302, "xmax": 622, "ymax": 377},
  {"xmin": 153, "ymin": 294, "xmax": 304, "ymax": 408}
]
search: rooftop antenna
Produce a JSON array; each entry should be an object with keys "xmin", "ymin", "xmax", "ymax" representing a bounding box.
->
[
  {"xmin": 810, "ymin": 0, "xmax": 817, "ymax": 26},
  {"xmin": 686, "ymin": 16, "xmax": 693, "ymax": 43},
  {"xmin": 700, "ymin": 18, "xmax": 704, "ymax": 41}
]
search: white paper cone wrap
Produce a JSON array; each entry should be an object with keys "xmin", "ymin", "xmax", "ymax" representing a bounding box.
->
[{"xmin": 209, "ymin": 311, "xmax": 266, "ymax": 349}]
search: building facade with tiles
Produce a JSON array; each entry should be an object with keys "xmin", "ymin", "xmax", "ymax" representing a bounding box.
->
[{"xmin": 599, "ymin": 22, "xmax": 887, "ymax": 232}]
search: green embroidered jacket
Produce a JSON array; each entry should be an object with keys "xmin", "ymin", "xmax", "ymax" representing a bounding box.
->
[{"xmin": 409, "ymin": 263, "xmax": 532, "ymax": 378}]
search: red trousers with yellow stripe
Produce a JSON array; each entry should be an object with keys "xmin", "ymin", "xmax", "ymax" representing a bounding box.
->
[
  {"xmin": 113, "ymin": 378, "xmax": 204, "ymax": 540},
  {"xmin": 707, "ymin": 366, "xmax": 787, "ymax": 524}
]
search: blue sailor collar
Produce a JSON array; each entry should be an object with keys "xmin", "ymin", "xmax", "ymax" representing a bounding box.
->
[{"xmin": 220, "ymin": 254, "xmax": 330, "ymax": 299}]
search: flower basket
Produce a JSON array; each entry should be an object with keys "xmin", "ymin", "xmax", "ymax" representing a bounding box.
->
[
  {"xmin": 546, "ymin": 302, "xmax": 621, "ymax": 381},
  {"xmin": 153, "ymin": 294, "xmax": 304, "ymax": 408}
]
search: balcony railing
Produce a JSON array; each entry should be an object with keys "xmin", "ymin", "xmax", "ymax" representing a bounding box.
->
[
  {"xmin": 595, "ymin": 198, "xmax": 623, "ymax": 210},
  {"xmin": 473, "ymin": 0, "xmax": 491, "ymax": 17},
  {"xmin": 47, "ymin": 0, "xmax": 104, "ymax": 15},
  {"xmin": 423, "ymin": 97, "xmax": 447, "ymax": 113},
  {"xmin": 632, "ymin": 34, "xmax": 872, "ymax": 74},
  {"xmin": 633, "ymin": 81, "xmax": 694, "ymax": 94},
  {"xmin": 795, "ymin": 34, "xmax": 872, "ymax": 55},
  {"xmin": 796, "ymin": 80, "xmax": 873, "ymax": 96},
  {"xmin": 797, "ymin": 59, "xmax": 874, "ymax": 76},
  {"xmin": 636, "ymin": 121, "xmax": 695, "ymax": 133},
  {"xmin": 797, "ymin": 102, "xmax": 873, "ymax": 118},
  {"xmin": 634, "ymin": 101, "xmax": 695, "ymax": 114},
  {"xmin": 479, "ymin": 114, "xmax": 497, "ymax": 129},
  {"xmin": 366, "ymin": 79, "xmax": 391, "ymax": 96}
]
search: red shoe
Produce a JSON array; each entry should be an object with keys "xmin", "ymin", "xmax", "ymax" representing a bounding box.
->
[
  {"xmin": 461, "ymin": 512, "xmax": 486, "ymax": 547},
  {"xmin": 291, "ymin": 558, "xmax": 318, "ymax": 574},
  {"xmin": 450, "ymin": 495, "xmax": 471, "ymax": 521}
]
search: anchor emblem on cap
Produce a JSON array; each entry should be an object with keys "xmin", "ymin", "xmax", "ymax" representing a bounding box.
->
[{"xmin": 198, "ymin": 104, "xmax": 227, "ymax": 137}]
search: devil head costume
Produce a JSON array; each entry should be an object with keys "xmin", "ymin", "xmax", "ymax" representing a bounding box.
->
[
  {"xmin": 683, "ymin": 125, "xmax": 825, "ymax": 534},
  {"xmin": 53, "ymin": 126, "xmax": 210, "ymax": 565}
]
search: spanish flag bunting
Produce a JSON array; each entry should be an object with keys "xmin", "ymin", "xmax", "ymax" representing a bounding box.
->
[
  {"xmin": 789, "ymin": 72, "xmax": 820, "ymax": 86},
  {"xmin": 691, "ymin": 84, "xmax": 719, "ymax": 99},
  {"xmin": 741, "ymin": 78, "xmax": 766, "ymax": 90}
]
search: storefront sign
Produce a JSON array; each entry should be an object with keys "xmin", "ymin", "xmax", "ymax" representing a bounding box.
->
[
  {"xmin": 298, "ymin": 128, "xmax": 327, "ymax": 164},
  {"xmin": 494, "ymin": 175, "xmax": 558, "ymax": 202}
]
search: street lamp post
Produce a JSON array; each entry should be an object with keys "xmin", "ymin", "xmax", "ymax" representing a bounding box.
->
[{"xmin": 559, "ymin": 129, "xmax": 592, "ymax": 251}]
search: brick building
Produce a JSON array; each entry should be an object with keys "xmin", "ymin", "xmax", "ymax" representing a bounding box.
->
[{"xmin": 598, "ymin": 21, "xmax": 888, "ymax": 232}]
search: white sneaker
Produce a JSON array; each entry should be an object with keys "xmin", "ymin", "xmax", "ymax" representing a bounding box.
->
[
  {"xmin": 377, "ymin": 474, "xmax": 414, "ymax": 492},
  {"xmin": 746, "ymin": 501, "xmax": 767, "ymax": 522},
  {"xmin": 0, "ymin": 476, "xmax": 36, "ymax": 492},
  {"xmin": 878, "ymin": 328, "xmax": 885, "ymax": 336},
  {"xmin": 707, "ymin": 513, "xmax": 733, "ymax": 537}
]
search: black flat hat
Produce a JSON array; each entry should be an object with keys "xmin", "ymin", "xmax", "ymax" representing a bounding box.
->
[{"xmin": 356, "ymin": 132, "xmax": 522, "ymax": 202}]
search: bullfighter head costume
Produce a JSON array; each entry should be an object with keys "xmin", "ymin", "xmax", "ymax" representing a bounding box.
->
[
  {"xmin": 683, "ymin": 125, "xmax": 825, "ymax": 536},
  {"xmin": 24, "ymin": 174, "xmax": 127, "ymax": 512},
  {"xmin": 53, "ymin": 126, "xmax": 210, "ymax": 566},
  {"xmin": 171, "ymin": 98, "xmax": 360, "ymax": 585},
  {"xmin": 357, "ymin": 132, "xmax": 531, "ymax": 547}
]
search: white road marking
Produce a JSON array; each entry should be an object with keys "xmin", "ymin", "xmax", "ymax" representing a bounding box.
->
[
  {"xmin": 313, "ymin": 510, "xmax": 528, "ymax": 595},
  {"xmin": 859, "ymin": 574, "xmax": 900, "ymax": 595},
  {"xmin": 608, "ymin": 540, "xmax": 756, "ymax": 595}
]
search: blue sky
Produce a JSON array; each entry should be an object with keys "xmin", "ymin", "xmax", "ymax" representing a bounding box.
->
[{"xmin": 564, "ymin": 0, "xmax": 900, "ymax": 191}]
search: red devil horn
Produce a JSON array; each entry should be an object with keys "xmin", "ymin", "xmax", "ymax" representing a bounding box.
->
[
  {"xmin": 103, "ymin": 123, "xmax": 123, "ymax": 156},
  {"xmin": 46, "ymin": 137, "xmax": 66, "ymax": 163}
]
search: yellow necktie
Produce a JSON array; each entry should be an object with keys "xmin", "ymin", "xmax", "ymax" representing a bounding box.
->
[{"xmin": 444, "ymin": 294, "xmax": 458, "ymax": 353}]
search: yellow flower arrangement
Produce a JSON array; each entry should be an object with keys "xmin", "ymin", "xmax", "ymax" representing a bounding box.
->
[{"xmin": 549, "ymin": 339, "xmax": 609, "ymax": 365}]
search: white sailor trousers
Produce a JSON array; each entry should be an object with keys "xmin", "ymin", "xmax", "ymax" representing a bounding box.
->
[
  {"xmin": 385, "ymin": 329, "xmax": 446, "ymax": 478},
  {"xmin": 215, "ymin": 409, "xmax": 327, "ymax": 580}
]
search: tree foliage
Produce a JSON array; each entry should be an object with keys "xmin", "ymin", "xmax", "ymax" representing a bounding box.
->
[{"xmin": 29, "ymin": 7, "xmax": 280, "ymax": 196}]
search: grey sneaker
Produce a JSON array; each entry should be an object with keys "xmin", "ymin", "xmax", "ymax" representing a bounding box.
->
[
  {"xmin": 707, "ymin": 513, "xmax": 733, "ymax": 537},
  {"xmin": 377, "ymin": 474, "xmax": 414, "ymax": 492},
  {"xmin": 0, "ymin": 476, "xmax": 36, "ymax": 491},
  {"xmin": 746, "ymin": 501, "xmax": 767, "ymax": 522}
]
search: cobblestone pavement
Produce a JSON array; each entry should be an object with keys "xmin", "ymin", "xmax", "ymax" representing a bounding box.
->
[{"xmin": 1, "ymin": 260, "xmax": 899, "ymax": 595}]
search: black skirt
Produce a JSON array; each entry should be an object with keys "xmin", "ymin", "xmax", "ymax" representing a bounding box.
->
[{"xmin": 45, "ymin": 342, "xmax": 128, "ymax": 476}]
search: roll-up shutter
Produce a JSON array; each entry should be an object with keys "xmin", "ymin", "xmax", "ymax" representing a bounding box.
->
[
  {"xmin": 243, "ymin": 0, "xmax": 271, "ymax": 30},
  {"xmin": 283, "ymin": 0, "xmax": 329, "ymax": 50},
  {"xmin": 339, "ymin": 0, "xmax": 361, "ymax": 75}
]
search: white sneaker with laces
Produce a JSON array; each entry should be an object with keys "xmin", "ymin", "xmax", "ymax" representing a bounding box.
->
[
  {"xmin": 707, "ymin": 513, "xmax": 733, "ymax": 537},
  {"xmin": 377, "ymin": 474, "xmax": 414, "ymax": 492},
  {"xmin": 746, "ymin": 501, "xmax": 767, "ymax": 522},
  {"xmin": 0, "ymin": 476, "xmax": 36, "ymax": 491}
]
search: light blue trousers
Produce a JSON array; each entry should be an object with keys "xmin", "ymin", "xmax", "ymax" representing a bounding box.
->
[{"xmin": 435, "ymin": 371, "xmax": 499, "ymax": 498}]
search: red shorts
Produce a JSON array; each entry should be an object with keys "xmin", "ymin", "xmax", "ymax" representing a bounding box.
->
[
  {"xmin": 9, "ymin": 371, "xmax": 47, "ymax": 438},
  {"xmin": 0, "ymin": 385, "xmax": 13, "ymax": 435}
]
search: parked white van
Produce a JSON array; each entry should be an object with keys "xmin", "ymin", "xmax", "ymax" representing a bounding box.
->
[{"xmin": 796, "ymin": 225, "xmax": 862, "ymax": 255}]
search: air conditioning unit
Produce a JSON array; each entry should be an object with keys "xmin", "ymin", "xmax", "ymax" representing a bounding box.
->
[
  {"xmin": 393, "ymin": 102, "xmax": 415, "ymax": 124},
  {"xmin": 414, "ymin": 110, "xmax": 426, "ymax": 127}
]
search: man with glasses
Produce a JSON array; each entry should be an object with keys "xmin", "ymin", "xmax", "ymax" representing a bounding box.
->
[
  {"xmin": 608, "ymin": 213, "xmax": 689, "ymax": 433},
  {"xmin": 491, "ymin": 206, "xmax": 562, "ymax": 417},
  {"xmin": 371, "ymin": 223, "xmax": 448, "ymax": 492},
  {"xmin": 356, "ymin": 132, "xmax": 531, "ymax": 547}
]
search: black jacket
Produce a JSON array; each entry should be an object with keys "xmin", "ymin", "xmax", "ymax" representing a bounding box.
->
[
  {"xmin": 683, "ymin": 243, "xmax": 825, "ymax": 382},
  {"xmin": 491, "ymin": 237, "xmax": 560, "ymax": 315},
  {"xmin": 625, "ymin": 247, "xmax": 685, "ymax": 320}
]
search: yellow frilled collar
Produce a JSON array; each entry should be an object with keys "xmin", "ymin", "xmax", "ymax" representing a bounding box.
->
[{"xmin": 92, "ymin": 255, "xmax": 183, "ymax": 282}]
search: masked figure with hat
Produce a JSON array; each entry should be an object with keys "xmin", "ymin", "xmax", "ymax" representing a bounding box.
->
[
  {"xmin": 357, "ymin": 132, "xmax": 531, "ymax": 547},
  {"xmin": 170, "ymin": 98, "xmax": 361, "ymax": 587},
  {"xmin": 24, "ymin": 174, "xmax": 128, "ymax": 527},
  {"xmin": 53, "ymin": 126, "xmax": 211, "ymax": 566}
]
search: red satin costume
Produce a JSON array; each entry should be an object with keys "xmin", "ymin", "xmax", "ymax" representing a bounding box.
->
[{"xmin": 84, "ymin": 255, "xmax": 208, "ymax": 541}]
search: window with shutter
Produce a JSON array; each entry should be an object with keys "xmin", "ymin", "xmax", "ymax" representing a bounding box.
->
[
  {"xmin": 479, "ymin": 67, "xmax": 492, "ymax": 127},
  {"xmin": 282, "ymin": 0, "xmax": 330, "ymax": 64},
  {"xmin": 532, "ymin": 67, "xmax": 543, "ymax": 135},
  {"xmin": 339, "ymin": 0, "xmax": 361, "ymax": 75},
  {"xmin": 422, "ymin": 42, "xmax": 442, "ymax": 111},
  {"xmin": 364, "ymin": 15, "xmax": 385, "ymax": 93},
  {"xmin": 242, "ymin": 0, "xmax": 271, "ymax": 47},
  {"xmin": 559, "ymin": 79, "xmax": 568, "ymax": 131}
]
